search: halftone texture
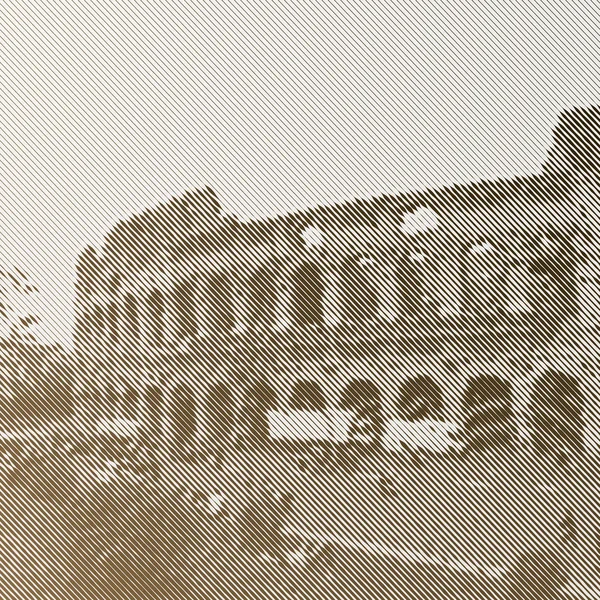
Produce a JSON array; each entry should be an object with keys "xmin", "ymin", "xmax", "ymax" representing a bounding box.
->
[
  {"xmin": 5, "ymin": 104, "xmax": 582, "ymax": 599},
  {"xmin": 3, "ymin": 3, "xmax": 600, "ymax": 597}
]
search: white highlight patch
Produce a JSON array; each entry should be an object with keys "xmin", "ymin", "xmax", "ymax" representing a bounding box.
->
[
  {"xmin": 302, "ymin": 226, "xmax": 324, "ymax": 249},
  {"xmin": 208, "ymin": 493, "xmax": 225, "ymax": 515},
  {"xmin": 401, "ymin": 207, "xmax": 439, "ymax": 236},
  {"xmin": 383, "ymin": 419, "xmax": 464, "ymax": 454},
  {"xmin": 283, "ymin": 526, "xmax": 507, "ymax": 579},
  {"xmin": 268, "ymin": 410, "xmax": 332, "ymax": 442},
  {"xmin": 96, "ymin": 418, "xmax": 139, "ymax": 437},
  {"xmin": 470, "ymin": 241, "xmax": 495, "ymax": 254}
]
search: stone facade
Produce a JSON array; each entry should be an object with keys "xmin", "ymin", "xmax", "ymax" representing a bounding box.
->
[{"xmin": 74, "ymin": 106, "xmax": 600, "ymax": 462}]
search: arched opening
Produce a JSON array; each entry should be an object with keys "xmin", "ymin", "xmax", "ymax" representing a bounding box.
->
[
  {"xmin": 205, "ymin": 273, "xmax": 235, "ymax": 333},
  {"xmin": 463, "ymin": 240, "xmax": 505, "ymax": 318},
  {"xmin": 147, "ymin": 289, "xmax": 165, "ymax": 346},
  {"xmin": 290, "ymin": 381, "xmax": 326, "ymax": 411},
  {"xmin": 171, "ymin": 384, "xmax": 197, "ymax": 458},
  {"xmin": 463, "ymin": 375, "xmax": 514, "ymax": 451},
  {"xmin": 340, "ymin": 256, "xmax": 378, "ymax": 322},
  {"xmin": 529, "ymin": 232, "xmax": 578, "ymax": 338},
  {"xmin": 243, "ymin": 381, "xmax": 277, "ymax": 447},
  {"xmin": 530, "ymin": 371, "xmax": 584, "ymax": 454},
  {"xmin": 291, "ymin": 262, "xmax": 324, "ymax": 327},
  {"xmin": 122, "ymin": 386, "xmax": 139, "ymax": 421},
  {"xmin": 397, "ymin": 376, "xmax": 444, "ymax": 421},
  {"xmin": 397, "ymin": 250, "xmax": 426, "ymax": 318},
  {"xmin": 340, "ymin": 380, "xmax": 383, "ymax": 446},
  {"xmin": 173, "ymin": 279, "xmax": 198, "ymax": 338},
  {"xmin": 204, "ymin": 383, "xmax": 235, "ymax": 462},
  {"xmin": 248, "ymin": 268, "xmax": 277, "ymax": 328},
  {"xmin": 143, "ymin": 385, "xmax": 163, "ymax": 448}
]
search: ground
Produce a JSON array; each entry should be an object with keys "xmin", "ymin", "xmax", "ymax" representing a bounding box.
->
[{"xmin": 0, "ymin": 448, "xmax": 594, "ymax": 598}]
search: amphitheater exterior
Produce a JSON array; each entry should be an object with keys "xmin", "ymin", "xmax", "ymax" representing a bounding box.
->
[{"xmin": 74, "ymin": 106, "xmax": 600, "ymax": 463}]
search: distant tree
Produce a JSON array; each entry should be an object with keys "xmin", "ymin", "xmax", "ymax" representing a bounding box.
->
[
  {"xmin": 0, "ymin": 267, "xmax": 42, "ymax": 343},
  {"xmin": 0, "ymin": 268, "xmax": 74, "ymax": 426}
]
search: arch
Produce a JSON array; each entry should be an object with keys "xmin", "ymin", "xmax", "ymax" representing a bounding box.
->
[
  {"xmin": 171, "ymin": 384, "xmax": 197, "ymax": 456},
  {"xmin": 340, "ymin": 256, "xmax": 378, "ymax": 322},
  {"xmin": 122, "ymin": 386, "xmax": 139, "ymax": 421},
  {"xmin": 340, "ymin": 379, "xmax": 383, "ymax": 444},
  {"xmin": 291, "ymin": 262, "xmax": 324, "ymax": 327},
  {"xmin": 143, "ymin": 385, "xmax": 163, "ymax": 447},
  {"xmin": 290, "ymin": 380, "xmax": 326, "ymax": 411},
  {"xmin": 530, "ymin": 370, "xmax": 584, "ymax": 454},
  {"xmin": 243, "ymin": 381, "xmax": 277, "ymax": 447},
  {"xmin": 205, "ymin": 383, "xmax": 235, "ymax": 459},
  {"xmin": 173, "ymin": 279, "xmax": 198, "ymax": 338},
  {"xmin": 248, "ymin": 268, "xmax": 277, "ymax": 328},
  {"xmin": 463, "ymin": 375, "xmax": 514, "ymax": 451},
  {"xmin": 397, "ymin": 375, "xmax": 444, "ymax": 421},
  {"xmin": 205, "ymin": 273, "xmax": 235, "ymax": 333},
  {"xmin": 147, "ymin": 289, "xmax": 165, "ymax": 345}
]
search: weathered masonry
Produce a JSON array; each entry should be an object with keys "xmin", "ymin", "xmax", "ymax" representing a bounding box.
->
[{"xmin": 74, "ymin": 106, "xmax": 600, "ymax": 462}]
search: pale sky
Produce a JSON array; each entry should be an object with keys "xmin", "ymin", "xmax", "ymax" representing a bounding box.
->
[{"xmin": 1, "ymin": 0, "xmax": 600, "ymax": 347}]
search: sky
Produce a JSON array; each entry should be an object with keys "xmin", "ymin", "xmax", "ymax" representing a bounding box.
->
[{"xmin": 1, "ymin": 0, "xmax": 600, "ymax": 347}]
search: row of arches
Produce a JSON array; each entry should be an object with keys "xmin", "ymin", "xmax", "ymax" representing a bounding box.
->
[
  {"xmin": 99, "ymin": 369, "xmax": 584, "ymax": 457},
  {"xmin": 82, "ymin": 231, "xmax": 578, "ymax": 346},
  {"xmin": 82, "ymin": 238, "xmax": 577, "ymax": 345}
]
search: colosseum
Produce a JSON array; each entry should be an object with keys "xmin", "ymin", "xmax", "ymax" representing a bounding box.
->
[{"xmin": 73, "ymin": 105, "xmax": 600, "ymax": 577}]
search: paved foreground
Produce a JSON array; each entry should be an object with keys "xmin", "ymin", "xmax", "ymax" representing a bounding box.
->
[
  {"xmin": 0, "ymin": 449, "xmax": 593, "ymax": 599},
  {"xmin": 0, "ymin": 460, "xmax": 509, "ymax": 599}
]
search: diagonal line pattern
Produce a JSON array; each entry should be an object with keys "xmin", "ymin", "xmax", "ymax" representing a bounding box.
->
[{"xmin": 2, "ymin": 4, "xmax": 600, "ymax": 599}]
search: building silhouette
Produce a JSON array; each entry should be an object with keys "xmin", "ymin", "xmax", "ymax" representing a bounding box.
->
[
  {"xmin": 73, "ymin": 106, "xmax": 600, "ymax": 462},
  {"xmin": 70, "ymin": 105, "xmax": 600, "ymax": 583}
]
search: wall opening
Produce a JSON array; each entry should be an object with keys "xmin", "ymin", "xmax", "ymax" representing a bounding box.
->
[
  {"xmin": 530, "ymin": 370, "xmax": 584, "ymax": 454},
  {"xmin": 397, "ymin": 375, "xmax": 444, "ymax": 421},
  {"xmin": 248, "ymin": 268, "xmax": 277, "ymax": 328},
  {"xmin": 206, "ymin": 273, "xmax": 235, "ymax": 333},
  {"xmin": 463, "ymin": 375, "xmax": 514, "ymax": 451},
  {"xmin": 291, "ymin": 262, "xmax": 324, "ymax": 327}
]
